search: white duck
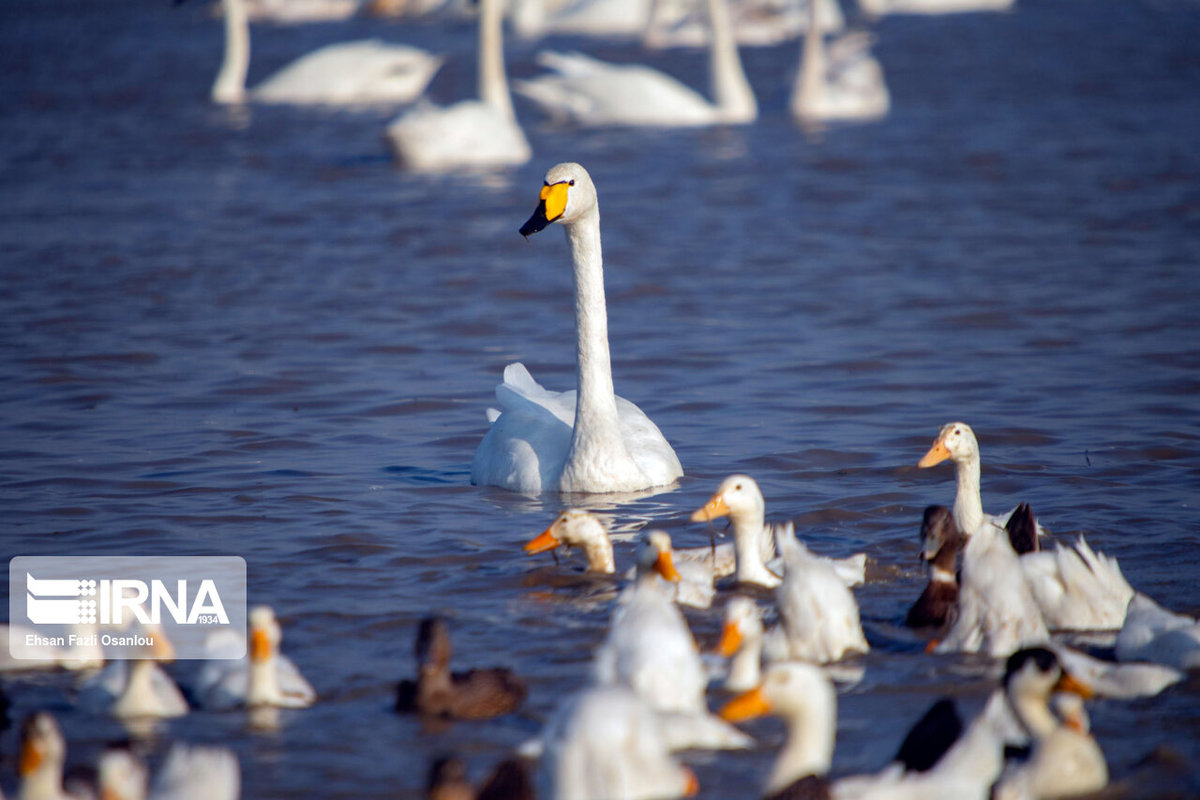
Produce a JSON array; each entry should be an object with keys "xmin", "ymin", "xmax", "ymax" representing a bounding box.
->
[
  {"xmin": 196, "ymin": 605, "xmax": 316, "ymax": 709},
  {"xmin": 210, "ymin": 0, "xmax": 441, "ymax": 105},
  {"xmin": 524, "ymin": 508, "xmax": 619, "ymax": 574},
  {"xmin": 789, "ymin": 0, "xmax": 890, "ymax": 125},
  {"xmin": 471, "ymin": 163, "xmax": 684, "ymax": 494},
  {"xmin": 593, "ymin": 532, "xmax": 752, "ymax": 749},
  {"xmin": 79, "ymin": 630, "xmax": 188, "ymax": 720},
  {"xmin": 98, "ymin": 745, "xmax": 241, "ymax": 800},
  {"xmin": 513, "ymin": 0, "xmax": 756, "ymax": 127},
  {"xmin": 17, "ymin": 712, "xmax": 82, "ymax": 800},
  {"xmin": 1115, "ymin": 592, "xmax": 1200, "ymax": 671},
  {"xmin": 637, "ymin": 529, "xmax": 717, "ymax": 609},
  {"xmin": 767, "ymin": 526, "xmax": 869, "ymax": 663},
  {"xmin": 537, "ymin": 684, "xmax": 699, "ymax": 800},
  {"xmin": 690, "ymin": 474, "xmax": 866, "ymax": 588},
  {"xmin": 918, "ymin": 422, "xmax": 1134, "ymax": 631},
  {"xmin": 714, "ymin": 595, "xmax": 764, "ymax": 692},
  {"xmin": 384, "ymin": 0, "xmax": 530, "ymax": 171}
]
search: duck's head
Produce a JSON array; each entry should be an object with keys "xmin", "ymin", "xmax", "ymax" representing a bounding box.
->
[
  {"xmin": 19, "ymin": 711, "xmax": 65, "ymax": 778},
  {"xmin": 1004, "ymin": 647, "xmax": 1094, "ymax": 709},
  {"xmin": 249, "ymin": 605, "xmax": 282, "ymax": 665},
  {"xmin": 719, "ymin": 662, "xmax": 835, "ymax": 724},
  {"xmin": 691, "ymin": 474, "xmax": 764, "ymax": 524},
  {"xmin": 525, "ymin": 509, "xmax": 606, "ymax": 555},
  {"xmin": 716, "ymin": 595, "xmax": 762, "ymax": 657},
  {"xmin": 98, "ymin": 748, "xmax": 149, "ymax": 800},
  {"xmin": 519, "ymin": 162, "xmax": 597, "ymax": 237},
  {"xmin": 918, "ymin": 505, "xmax": 961, "ymax": 564},
  {"xmin": 918, "ymin": 422, "xmax": 979, "ymax": 468},
  {"xmin": 636, "ymin": 530, "xmax": 682, "ymax": 582}
]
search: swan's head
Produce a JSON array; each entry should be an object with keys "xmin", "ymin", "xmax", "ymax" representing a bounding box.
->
[
  {"xmin": 691, "ymin": 474, "xmax": 765, "ymax": 523},
  {"xmin": 519, "ymin": 162, "xmax": 597, "ymax": 237},
  {"xmin": 716, "ymin": 595, "xmax": 762, "ymax": 657},
  {"xmin": 918, "ymin": 505, "xmax": 961, "ymax": 563},
  {"xmin": 98, "ymin": 748, "xmax": 149, "ymax": 800},
  {"xmin": 525, "ymin": 508, "xmax": 607, "ymax": 554},
  {"xmin": 719, "ymin": 662, "xmax": 836, "ymax": 725},
  {"xmin": 917, "ymin": 422, "xmax": 979, "ymax": 468},
  {"xmin": 636, "ymin": 530, "xmax": 682, "ymax": 582},
  {"xmin": 1004, "ymin": 648, "xmax": 1093, "ymax": 713},
  {"xmin": 249, "ymin": 605, "xmax": 282, "ymax": 664},
  {"xmin": 19, "ymin": 712, "xmax": 66, "ymax": 778}
]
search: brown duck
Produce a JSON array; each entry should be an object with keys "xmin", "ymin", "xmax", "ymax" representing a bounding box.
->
[
  {"xmin": 396, "ymin": 616, "xmax": 526, "ymax": 719},
  {"xmin": 905, "ymin": 506, "xmax": 961, "ymax": 630}
]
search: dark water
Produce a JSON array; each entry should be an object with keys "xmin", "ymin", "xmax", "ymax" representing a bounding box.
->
[{"xmin": 2, "ymin": 0, "xmax": 1199, "ymax": 796}]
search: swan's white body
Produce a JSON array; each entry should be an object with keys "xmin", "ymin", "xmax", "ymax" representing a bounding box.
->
[
  {"xmin": 770, "ymin": 527, "xmax": 869, "ymax": 663},
  {"xmin": 537, "ymin": 685, "xmax": 698, "ymax": 800},
  {"xmin": 514, "ymin": 0, "xmax": 755, "ymax": 127},
  {"xmin": 197, "ymin": 605, "xmax": 316, "ymax": 709},
  {"xmin": 593, "ymin": 542, "xmax": 752, "ymax": 750},
  {"xmin": 80, "ymin": 659, "xmax": 189, "ymax": 719},
  {"xmin": 212, "ymin": 0, "xmax": 440, "ymax": 105},
  {"xmin": 227, "ymin": 0, "xmax": 361, "ymax": 22},
  {"xmin": 934, "ymin": 520, "xmax": 1049, "ymax": 657},
  {"xmin": 691, "ymin": 475, "xmax": 866, "ymax": 588},
  {"xmin": 1021, "ymin": 537, "xmax": 1133, "ymax": 630},
  {"xmin": 472, "ymin": 164, "xmax": 683, "ymax": 494},
  {"xmin": 859, "ymin": 0, "xmax": 1013, "ymax": 17},
  {"xmin": 1115, "ymin": 593, "xmax": 1200, "ymax": 671},
  {"xmin": 644, "ymin": 0, "xmax": 845, "ymax": 48},
  {"xmin": 98, "ymin": 745, "xmax": 241, "ymax": 800},
  {"xmin": 790, "ymin": 24, "xmax": 889, "ymax": 124},
  {"xmin": 919, "ymin": 422, "xmax": 1135, "ymax": 635},
  {"xmin": 384, "ymin": 0, "xmax": 530, "ymax": 171}
]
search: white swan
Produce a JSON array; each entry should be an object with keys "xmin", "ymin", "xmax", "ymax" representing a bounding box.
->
[
  {"xmin": 644, "ymin": 0, "xmax": 846, "ymax": 48},
  {"xmin": 859, "ymin": 0, "xmax": 1013, "ymax": 18},
  {"xmin": 471, "ymin": 163, "xmax": 683, "ymax": 494},
  {"xmin": 593, "ymin": 533, "xmax": 753, "ymax": 750},
  {"xmin": 98, "ymin": 745, "xmax": 241, "ymax": 800},
  {"xmin": 537, "ymin": 684, "xmax": 699, "ymax": 800},
  {"xmin": 918, "ymin": 422, "xmax": 1134, "ymax": 631},
  {"xmin": 513, "ymin": 0, "xmax": 756, "ymax": 127},
  {"xmin": 225, "ymin": 0, "xmax": 361, "ymax": 23},
  {"xmin": 767, "ymin": 525, "xmax": 869, "ymax": 663},
  {"xmin": 1115, "ymin": 593, "xmax": 1200, "ymax": 671},
  {"xmin": 384, "ymin": 0, "xmax": 530, "ymax": 171},
  {"xmin": 197, "ymin": 605, "xmax": 316, "ymax": 709},
  {"xmin": 690, "ymin": 474, "xmax": 867, "ymax": 588},
  {"xmin": 790, "ymin": 0, "xmax": 889, "ymax": 125},
  {"xmin": 211, "ymin": 0, "xmax": 441, "ymax": 105}
]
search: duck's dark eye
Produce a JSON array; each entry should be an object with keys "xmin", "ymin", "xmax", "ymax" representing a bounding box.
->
[
  {"xmin": 734, "ymin": 484, "xmax": 742, "ymax": 491},
  {"xmin": 568, "ymin": 179, "xmax": 575, "ymax": 186}
]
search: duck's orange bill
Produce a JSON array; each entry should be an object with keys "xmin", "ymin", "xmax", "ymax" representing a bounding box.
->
[
  {"xmin": 691, "ymin": 494, "xmax": 731, "ymax": 522},
  {"xmin": 153, "ymin": 633, "xmax": 176, "ymax": 663},
  {"xmin": 716, "ymin": 621, "xmax": 743, "ymax": 657},
  {"xmin": 682, "ymin": 766, "xmax": 700, "ymax": 797},
  {"xmin": 251, "ymin": 627, "xmax": 273, "ymax": 663},
  {"xmin": 655, "ymin": 550, "xmax": 682, "ymax": 582},
  {"xmin": 524, "ymin": 528, "xmax": 561, "ymax": 555},
  {"xmin": 19, "ymin": 739, "xmax": 42, "ymax": 776},
  {"xmin": 718, "ymin": 685, "xmax": 771, "ymax": 722},
  {"xmin": 917, "ymin": 439, "xmax": 951, "ymax": 468},
  {"xmin": 1054, "ymin": 671, "xmax": 1095, "ymax": 700}
]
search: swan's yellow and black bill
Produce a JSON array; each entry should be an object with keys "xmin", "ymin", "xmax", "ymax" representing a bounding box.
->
[{"xmin": 519, "ymin": 181, "xmax": 570, "ymax": 237}]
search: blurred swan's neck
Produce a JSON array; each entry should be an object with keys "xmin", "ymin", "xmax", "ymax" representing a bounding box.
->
[
  {"xmin": 214, "ymin": 0, "xmax": 250, "ymax": 104},
  {"xmin": 477, "ymin": 0, "xmax": 515, "ymax": 119},
  {"xmin": 706, "ymin": 0, "xmax": 756, "ymax": 122},
  {"xmin": 790, "ymin": 0, "xmax": 825, "ymax": 116},
  {"xmin": 559, "ymin": 208, "xmax": 641, "ymax": 492}
]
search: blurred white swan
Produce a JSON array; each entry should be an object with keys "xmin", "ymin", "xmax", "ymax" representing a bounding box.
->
[
  {"xmin": 790, "ymin": 5, "xmax": 889, "ymax": 125},
  {"xmin": 472, "ymin": 163, "xmax": 683, "ymax": 494},
  {"xmin": 644, "ymin": 0, "xmax": 846, "ymax": 48},
  {"xmin": 384, "ymin": 0, "xmax": 530, "ymax": 170},
  {"xmin": 98, "ymin": 744, "xmax": 241, "ymax": 800},
  {"xmin": 514, "ymin": 0, "xmax": 756, "ymax": 127},
  {"xmin": 223, "ymin": 0, "xmax": 361, "ymax": 22},
  {"xmin": 197, "ymin": 605, "xmax": 316, "ymax": 709},
  {"xmin": 211, "ymin": 0, "xmax": 441, "ymax": 104},
  {"xmin": 859, "ymin": 0, "xmax": 1013, "ymax": 18}
]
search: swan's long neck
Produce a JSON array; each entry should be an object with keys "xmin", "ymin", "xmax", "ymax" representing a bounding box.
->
[
  {"xmin": 477, "ymin": 0, "xmax": 515, "ymax": 120},
  {"xmin": 213, "ymin": 0, "xmax": 250, "ymax": 104},
  {"xmin": 767, "ymin": 695, "xmax": 836, "ymax": 794},
  {"xmin": 790, "ymin": 0, "xmax": 825, "ymax": 116},
  {"xmin": 706, "ymin": 0, "xmax": 756, "ymax": 122},
  {"xmin": 952, "ymin": 451, "xmax": 985, "ymax": 536},
  {"xmin": 559, "ymin": 208, "xmax": 639, "ymax": 491}
]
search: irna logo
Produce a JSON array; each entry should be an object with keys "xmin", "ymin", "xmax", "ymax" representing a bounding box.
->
[{"xmin": 25, "ymin": 573, "xmax": 230, "ymax": 627}]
